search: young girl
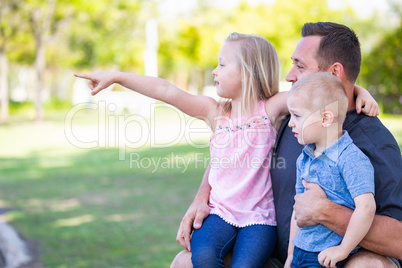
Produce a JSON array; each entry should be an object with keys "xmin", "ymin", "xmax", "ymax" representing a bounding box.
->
[{"xmin": 75, "ymin": 32, "xmax": 377, "ymax": 267}]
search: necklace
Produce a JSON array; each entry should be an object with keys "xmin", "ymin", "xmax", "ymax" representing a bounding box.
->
[{"xmin": 218, "ymin": 115, "xmax": 270, "ymax": 132}]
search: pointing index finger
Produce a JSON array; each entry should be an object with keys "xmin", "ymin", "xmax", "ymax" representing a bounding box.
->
[{"xmin": 73, "ymin": 73, "xmax": 91, "ymax": 79}]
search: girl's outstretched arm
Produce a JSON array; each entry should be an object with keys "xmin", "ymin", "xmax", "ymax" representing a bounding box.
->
[{"xmin": 74, "ymin": 72, "xmax": 218, "ymax": 127}]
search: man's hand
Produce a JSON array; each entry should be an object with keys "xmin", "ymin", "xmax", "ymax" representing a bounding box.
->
[
  {"xmin": 294, "ymin": 180, "xmax": 327, "ymax": 227},
  {"xmin": 176, "ymin": 201, "xmax": 209, "ymax": 252}
]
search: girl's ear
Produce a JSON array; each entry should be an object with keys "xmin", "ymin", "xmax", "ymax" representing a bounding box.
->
[{"xmin": 322, "ymin": 110, "xmax": 334, "ymax": 127}]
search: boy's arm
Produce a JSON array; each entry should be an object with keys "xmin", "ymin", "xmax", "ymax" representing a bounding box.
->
[
  {"xmin": 285, "ymin": 162, "xmax": 304, "ymax": 268},
  {"xmin": 294, "ymin": 180, "xmax": 402, "ymax": 259},
  {"xmin": 285, "ymin": 211, "xmax": 299, "ymax": 268},
  {"xmin": 176, "ymin": 163, "xmax": 211, "ymax": 252},
  {"xmin": 318, "ymin": 193, "xmax": 376, "ymax": 267},
  {"xmin": 338, "ymin": 193, "xmax": 376, "ymax": 253},
  {"xmin": 354, "ymin": 85, "xmax": 379, "ymax": 116},
  {"xmin": 74, "ymin": 72, "xmax": 218, "ymax": 126}
]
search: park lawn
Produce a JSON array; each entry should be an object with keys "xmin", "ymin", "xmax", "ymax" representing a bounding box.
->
[
  {"xmin": 0, "ymin": 110, "xmax": 401, "ymax": 267},
  {"xmin": 1, "ymin": 145, "xmax": 207, "ymax": 267},
  {"xmin": 379, "ymin": 113, "xmax": 402, "ymax": 150},
  {"xmin": 0, "ymin": 109, "xmax": 210, "ymax": 268}
]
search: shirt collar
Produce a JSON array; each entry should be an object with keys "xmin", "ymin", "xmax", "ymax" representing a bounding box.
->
[
  {"xmin": 343, "ymin": 109, "xmax": 358, "ymax": 130},
  {"xmin": 303, "ymin": 131, "xmax": 353, "ymax": 163}
]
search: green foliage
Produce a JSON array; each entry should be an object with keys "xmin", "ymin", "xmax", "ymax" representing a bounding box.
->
[
  {"xmin": 359, "ymin": 24, "xmax": 402, "ymax": 114},
  {"xmin": 44, "ymin": 98, "xmax": 73, "ymax": 111},
  {"xmin": 9, "ymin": 99, "xmax": 72, "ymax": 117},
  {"xmin": 4, "ymin": 0, "xmax": 402, "ymax": 113},
  {"xmin": 62, "ymin": 0, "xmax": 144, "ymax": 70},
  {"xmin": 229, "ymin": 0, "xmax": 348, "ymax": 79},
  {"xmin": 157, "ymin": 0, "xmax": 351, "ymax": 84},
  {"xmin": 9, "ymin": 101, "xmax": 35, "ymax": 115},
  {"xmin": 0, "ymin": 0, "xmax": 34, "ymax": 64}
]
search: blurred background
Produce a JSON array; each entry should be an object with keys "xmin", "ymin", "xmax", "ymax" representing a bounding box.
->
[{"xmin": 0, "ymin": 0, "xmax": 401, "ymax": 267}]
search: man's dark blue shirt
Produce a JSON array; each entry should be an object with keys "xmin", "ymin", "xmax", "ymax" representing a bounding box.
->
[{"xmin": 270, "ymin": 111, "xmax": 402, "ymax": 263}]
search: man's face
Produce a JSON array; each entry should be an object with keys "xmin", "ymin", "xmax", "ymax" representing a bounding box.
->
[{"xmin": 286, "ymin": 36, "xmax": 323, "ymax": 85}]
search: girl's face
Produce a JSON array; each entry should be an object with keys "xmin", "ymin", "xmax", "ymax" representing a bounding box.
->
[{"xmin": 212, "ymin": 42, "xmax": 242, "ymax": 101}]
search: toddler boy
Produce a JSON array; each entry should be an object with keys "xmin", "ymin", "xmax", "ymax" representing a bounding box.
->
[{"xmin": 285, "ymin": 72, "xmax": 376, "ymax": 268}]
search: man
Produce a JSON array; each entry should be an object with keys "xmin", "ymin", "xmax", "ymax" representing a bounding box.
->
[{"xmin": 171, "ymin": 22, "xmax": 402, "ymax": 267}]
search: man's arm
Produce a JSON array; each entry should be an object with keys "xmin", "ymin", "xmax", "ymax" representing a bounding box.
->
[
  {"xmin": 176, "ymin": 164, "xmax": 211, "ymax": 252},
  {"xmin": 294, "ymin": 180, "xmax": 402, "ymax": 259}
]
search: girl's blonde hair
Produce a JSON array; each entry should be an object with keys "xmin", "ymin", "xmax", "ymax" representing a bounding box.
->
[{"xmin": 222, "ymin": 32, "xmax": 280, "ymax": 115}]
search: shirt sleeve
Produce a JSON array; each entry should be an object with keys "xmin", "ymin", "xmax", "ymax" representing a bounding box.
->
[
  {"xmin": 339, "ymin": 144, "xmax": 375, "ymax": 199},
  {"xmin": 346, "ymin": 115, "xmax": 402, "ymax": 221},
  {"xmin": 366, "ymin": 143, "xmax": 402, "ymax": 220}
]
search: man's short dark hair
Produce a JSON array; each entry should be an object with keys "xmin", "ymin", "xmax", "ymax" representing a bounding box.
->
[{"xmin": 302, "ymin": 22, "xmax": 361, "ymax": 83}]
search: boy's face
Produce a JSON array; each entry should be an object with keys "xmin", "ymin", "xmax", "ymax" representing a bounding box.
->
[{"xmin": 287, "ymin": 94, "xmax": 323, "ymax": 145}]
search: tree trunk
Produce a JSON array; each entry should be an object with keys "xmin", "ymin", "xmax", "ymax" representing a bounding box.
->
[
  {"xmin": 0, "ymin": 44, "xmax": 9, "ymax": 123},
  {"xmin": 34, "ymin": 39, "xmax": 45, "ymax": 122},
  {"xmin": 31, "ymin": 0, "xmax": 57, "ymax": 122}
]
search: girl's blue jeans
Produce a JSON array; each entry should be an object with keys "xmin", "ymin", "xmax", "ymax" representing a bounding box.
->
[{"xmin": 191, "ymin": 214, "xmax": 277, "ymax": 268}]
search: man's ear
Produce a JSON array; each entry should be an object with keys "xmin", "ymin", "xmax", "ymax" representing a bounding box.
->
[
  {"xmin": 322, "ymin": 110, "xmax": 334, "ymax": 127},
  {"xmin": 328, "ymin": 62, "xmax": 344, "ymax": 80}
]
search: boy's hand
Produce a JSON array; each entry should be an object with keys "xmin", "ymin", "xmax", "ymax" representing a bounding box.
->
[
  {"xmin": 74, "ymin": 72, "xmax": 116, "ymax": 96},
  {"xmin": 284, "ymin": 256, "xmax": 293, "ymax": 268},
  {"xmin": 318, "ymin": 246, "xmax": 348, "ymax": 268}
]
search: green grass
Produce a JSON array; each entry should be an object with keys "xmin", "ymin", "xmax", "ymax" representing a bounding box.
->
[
  {"xmin": 1, "ymin": 145, "xmax": 207, "ymax": 267},
  {"xmin": 0, "ymin": 109, "xmax": 401, "ymax": 267},
  {"xmin": 0, "ymin": 108, "xmax": 210, "ymax": 268},
  {"xmin": 379, "ymin": 113, "xmax": 402, "ymax": 151}
]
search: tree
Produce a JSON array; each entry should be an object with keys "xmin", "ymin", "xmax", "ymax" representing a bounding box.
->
[
  {"xmin": 360, "ymin": 24, "xmax": 402, "ymax": 114},
  {"xmin": 157, "ymin": 0, "xmax": 347, "ymax": 92},
  {"xmin": 66, "ymin": 0, "xmax": 144, "ymax": 70},
  {"xmin": 0, "ymin": 0, "xmax": 24, "ymax": 122},
  {"xmin": 26, "ymin": 0, "xmax": 60, "ymax": 121}
]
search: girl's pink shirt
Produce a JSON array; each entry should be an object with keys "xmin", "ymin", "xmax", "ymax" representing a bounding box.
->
[{"xmin": 208, "ymin": 100, "xmax": 277, "ymax": 227}]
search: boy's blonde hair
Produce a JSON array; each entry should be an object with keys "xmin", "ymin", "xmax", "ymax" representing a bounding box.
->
[
  {"xmin": 289, "ymin": 72, "xmax": 348, "ymax": 122},
  {"xmin": 222, "ymin": 32, "xmax": 280, "ymax": 115}
]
